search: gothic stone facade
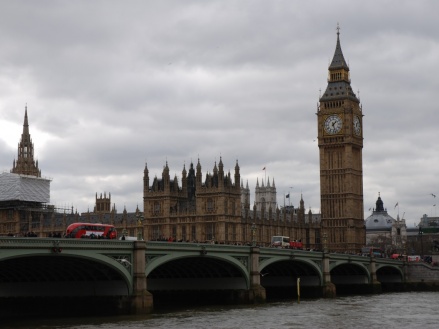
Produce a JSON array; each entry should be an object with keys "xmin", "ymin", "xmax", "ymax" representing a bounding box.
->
[{"xmin": 140, "ymin": 159, "xmax": 322, "ymax": 249}]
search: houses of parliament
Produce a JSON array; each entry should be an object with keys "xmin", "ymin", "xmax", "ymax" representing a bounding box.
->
[{"xmin": 0, "ymin": 29, "xmax": 366, "ymax": 252}]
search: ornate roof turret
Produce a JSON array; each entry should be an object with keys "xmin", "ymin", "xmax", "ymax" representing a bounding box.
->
[
  {"xmin": 11, "ymin": 106, "xmax": 41, "ymax": 177},
  {"xmin": 376, "ymin": 192, "xmax": 384, "ymax": 212},
  {"xmin": 329, "ymin": 24, "xmax": 349, "ymax": 71},
  {"xmin": 218, "ymin": 157, "xmax": 224, "ymax": 172},
  {"xmin": 173, "ymin": 174, "xmax": 179, "ymax": 191},
  {"xmin": 23, "ymin": 105, "xmax": 30, "ymax": 135},
  {"xmin": 234, "ymin": 160, "xmax": 240, "ymax": 187},
  {"xmin": 365, "ymin": 193, "xmax": 395, "ymax": 230},
  {"xmin": 186, "ymin": 162, "xmax": 196, "ymax": 201},
  {"xmin": 320, "ymin": 25, "xmax": 359, "ymax": 103},
  {"xmin": 196, "ymin": 158, "xmax": 202, "ymax": 187},
  {"xmin": 143, "ymin": 162, "xmax": 150, "ymax": 195}
]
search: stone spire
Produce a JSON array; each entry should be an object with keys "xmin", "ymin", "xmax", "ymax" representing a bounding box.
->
[
  {"xmin": 329, "ymin": 23, "xmax": 349, "ymax": 71},
  {"xmin": 320, "ymin": 24, "xmax": 359, "ymax": 103},
  {"xmin": 11, "ymin": 106, "xmax": 41, "ymax": 177}
]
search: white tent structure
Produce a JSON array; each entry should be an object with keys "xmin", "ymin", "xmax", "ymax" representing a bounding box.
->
[{"xmin": 0, "ymin": 172, "xmax": 50, "ymax": 203}]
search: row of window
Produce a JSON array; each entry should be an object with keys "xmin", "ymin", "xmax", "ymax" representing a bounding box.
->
[
  {"xmin": 323, "ymin": 100, "xmax": 345, "ymax": 109},
  {"xmin": 151, "ymin": 198, "xmax": 237, "ymax": 216}
]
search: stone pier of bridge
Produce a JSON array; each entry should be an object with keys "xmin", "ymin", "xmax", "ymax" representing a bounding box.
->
[{"xmin": 130, "ymin": 241, "xmax": 153, "ymax": 314}]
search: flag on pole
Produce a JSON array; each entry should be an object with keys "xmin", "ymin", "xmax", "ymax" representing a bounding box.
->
[
  {"xmin": 394, "ymin": 202, "xmax": 398, "ymax": 209},
  {"xmin": 286, "ymin": 194, "xmax": 290, "ymax": 198},
  {"xmin": 262, "ymin": 167, "xmax": 266, "ymax": 170}
]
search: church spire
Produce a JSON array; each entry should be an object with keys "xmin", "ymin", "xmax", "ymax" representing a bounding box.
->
[
  {"xmin": 11, "ymin": 106, "xmax": 41, "ymax": 177},
  {"xmin": 23, "ymin": 105, "xmax": 30, "ymax": 136}
]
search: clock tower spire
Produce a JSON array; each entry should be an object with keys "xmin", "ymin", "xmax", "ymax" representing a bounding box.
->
[{"xmin": 317, "ymin": 26, "xmax": 365, "ymax": 253}]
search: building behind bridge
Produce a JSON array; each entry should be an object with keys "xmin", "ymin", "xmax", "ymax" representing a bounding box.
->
[
  {"xmin": 1, "ymin": 105, "xmax": 435, "ymax": 254},
  {"xmin": 141, "ymin": 159, "xmax": 321, "ymax": 247},
  {"xmin": 0, "ymin": 108, "xmax": 322, "ymax": 250}
]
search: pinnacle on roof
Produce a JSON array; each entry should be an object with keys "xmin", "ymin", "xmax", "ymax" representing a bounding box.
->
[
  {"xmin": 375, "ymin": 193, "xmax": 385, "ymax": 212},
  {"xmin": 320, "ymin": 24, "xmax": 359, "ymax": 103},
  {"xmin": 329, "ymin": 23, "xmax": 349, "ymax": 71},
  {"xmin": 23, "ymin": 105, "xmax": 30, "ymax": 136}
]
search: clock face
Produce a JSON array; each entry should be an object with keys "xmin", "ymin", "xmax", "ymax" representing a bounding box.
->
[
  {"xmin": 324, "ymin": 115, "xmax": 342, "ymax": 134},
  {"xmin": 353, "ymin": 115, "xmax": 361, "ymax": 135}
]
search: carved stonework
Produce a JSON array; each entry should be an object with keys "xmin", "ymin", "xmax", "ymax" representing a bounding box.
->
[
  {"xmin": 312, "ymin": 260, "xmax": 322, "ymax": 270},
  {"xmin": 145, "ymin": 254, "xmax": 164, "ymax": 264},
  {"xmin": 233, "ymin": 256, "xmax": 248, "ymax": 268},
  {"xmin": 108, "ymin": 254, "xmax": 132, "ymax": 271}
]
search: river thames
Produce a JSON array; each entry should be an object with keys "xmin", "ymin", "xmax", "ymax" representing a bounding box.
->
[{"xmin": 3, "ymin": 291, "xmax": 439, "ymax": 329}]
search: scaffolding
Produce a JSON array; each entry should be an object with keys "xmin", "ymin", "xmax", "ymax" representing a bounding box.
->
[{"xmin": 0, "ymin": 172, "xmax": 50, "ymax": 203}]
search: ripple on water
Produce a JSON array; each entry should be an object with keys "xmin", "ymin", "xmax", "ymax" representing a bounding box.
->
[{"xmin": 3, "ymin": 292, "xmax": 439, "ymax": 329}]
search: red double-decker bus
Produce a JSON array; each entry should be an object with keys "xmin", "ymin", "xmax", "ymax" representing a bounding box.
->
[
  {"xmin": 289, "ymin": 240, "xmax": 303, "ymax": 250},
  {"xmin": 65, "ymin": 223, "xmax": 117, "ymax": 239}
]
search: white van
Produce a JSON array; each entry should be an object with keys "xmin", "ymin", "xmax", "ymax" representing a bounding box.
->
[
  {"xmin": 271, "ymin": 236, "xmax": 290, "ymax": 248},
  {"xmin": 119, "ymin": 236, "xmax": 138, "ymax": 241}
]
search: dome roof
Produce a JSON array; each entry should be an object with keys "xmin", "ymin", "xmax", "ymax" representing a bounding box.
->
[{"xmin": 365, "ymin": 195, "xmax": 395, "ymax": 230}]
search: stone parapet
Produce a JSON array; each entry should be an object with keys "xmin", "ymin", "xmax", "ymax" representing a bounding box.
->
[{"xmin": 406, "ymin": 262, "xmax": 439, "ymax": 283}]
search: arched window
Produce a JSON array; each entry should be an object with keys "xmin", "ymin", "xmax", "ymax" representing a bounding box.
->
[
  {"xmin": 154, "ymin": 202, "xmax": 161, "ymax": 215},
  {"xmin": 207, "ymin": 198, "xmax": 214, "ymax": 212}
]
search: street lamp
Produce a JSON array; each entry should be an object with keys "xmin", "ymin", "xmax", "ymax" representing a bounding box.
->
[
  {"xmin": 121, "ymin": 228, "xmax": 128, "ymax": 240},
  {"xmin": 136, "ymin": 213, "xmax": 145, "ymax": 241},
  {"xmin": 251, "ymin": 223, "xmax": 256, "ymax": 246},
  {"xmin": 419, "ymin": 230, "xmax": 424, "ymax": 257}
]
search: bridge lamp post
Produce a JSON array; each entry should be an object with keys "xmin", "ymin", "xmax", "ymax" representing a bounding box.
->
[
  {"xmin": 419, "ymin": 230, "xmax": 424, "ymax": 257},
  {"xmin": 404, "ymin": 241, "xmax": 408, "ymax": 263},
  {"xmin": 136, "ymin": 213, "xmax": 145, "ymax": 241},
  {"xmin": 251, "ymin": 223, "xmax": 256, "ymax": 247}
]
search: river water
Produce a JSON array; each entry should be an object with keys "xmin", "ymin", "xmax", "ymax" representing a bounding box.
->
[{"xmin": 3, "ymin": 292, "xmax": 439, "ymax": 329}]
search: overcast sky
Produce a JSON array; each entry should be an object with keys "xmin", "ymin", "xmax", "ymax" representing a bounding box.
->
[{"xmin": 1, "ymin": 1, "xmax": 438, "ymax": 226}]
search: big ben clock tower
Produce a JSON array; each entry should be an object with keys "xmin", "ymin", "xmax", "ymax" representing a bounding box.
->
[{"xmin": 317, "ymin": 26, "xmax": 365, "ymax": 253}]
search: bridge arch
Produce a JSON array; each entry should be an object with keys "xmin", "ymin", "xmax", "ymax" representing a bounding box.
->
[
  {"xmin": 257, "ymin": 256, "xmax": 323, "ymax": 298},
  {"xmin": 376, "ymin": 264, "xmax": 404, "ymax": 283},
  {"xmin": 330, "ymin": 261, "xmax": 371, "ymax": 284},
  {"xmin": 146, "ymin": 254, "xmax": 249, "ymax": 291},
  {"xmin": 259, "ymin": 257, "xmax": 323, "ymax": 285},
  {"xmin": 0, "ymin": 250, "xmax": 133, "ymax": 297}
]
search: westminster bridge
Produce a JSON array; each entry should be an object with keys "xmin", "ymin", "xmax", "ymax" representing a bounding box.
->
[{"xmin": 1, "ymin": 237, "xmax": 434, "ymax": 314}]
